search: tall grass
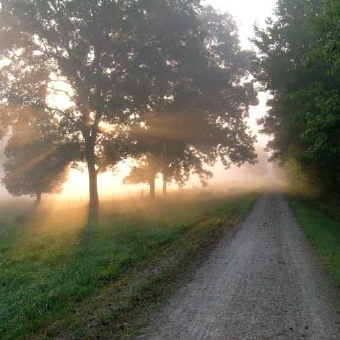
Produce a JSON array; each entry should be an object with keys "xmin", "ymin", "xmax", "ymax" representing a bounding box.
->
[{"xmin": 0, "ymin": 191, "xmax": 258, "ymax": 339}]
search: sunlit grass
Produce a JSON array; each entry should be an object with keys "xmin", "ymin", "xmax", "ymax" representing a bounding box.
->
[{"xmin": 0, "ymin": 191, "xmax": 259, "ymax": 339}]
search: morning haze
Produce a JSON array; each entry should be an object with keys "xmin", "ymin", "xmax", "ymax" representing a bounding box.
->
[
  {"xmin": 0, "ymin": 0, "xmax": 265, "ymax": 208},
  {"xmin": 0, "ymin": 0, "xmax": 275, "ymax": 205},
  {"xmin": 1, "ymin": 0, "xmax": 339, "ymax": 339}
]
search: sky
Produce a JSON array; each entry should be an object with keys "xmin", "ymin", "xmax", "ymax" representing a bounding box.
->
[
  {"xmin": 204, "ymin": 0, "xmax": 277, "ymax": 48},
  {"xmin": 204, "ymin": 0, "xmax": 277, "ymax": 138},
  {"xmin": 204, "ymin": 0, "xmax": 277, "ymax": 131},
  {"xmin": 0, "ymin": 0, "xmax": 279, "ymax": 201}
]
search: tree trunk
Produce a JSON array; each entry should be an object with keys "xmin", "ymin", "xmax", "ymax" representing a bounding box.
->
[
  {"xmin": 149, "ymin": 173, "xmax": 156, "ymax": 199},
  {"xmin": 85, "ymin": 143, "xmax": 99, "ymax": 218},
  {"xmin": 87, "ymin": 159, "xmax": 99, "ymax": 215},
  {"xmin": 36, "ymin": 191, "xmax": 42, "ymax": 206},
  {"xmin": 162, "ymin": 173, "xmax": 167, "ymax": 196}
]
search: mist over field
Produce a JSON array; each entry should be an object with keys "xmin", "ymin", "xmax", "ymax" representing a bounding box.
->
[
  {"xmin": 0, "ymin": 0, "xmax": 277, "ymax": 207},
  {"xmin": 0, "ymin": 91, "xmax": 272, "ymax": 204},
  {"xmin": 1, "ymin": 0, "xmax": 340, "ymax": 339}
]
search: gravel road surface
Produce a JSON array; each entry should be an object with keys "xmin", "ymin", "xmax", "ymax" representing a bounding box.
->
[{"xmin": 141, "ymin": 192, "xmax": 340, "ymax": 339}]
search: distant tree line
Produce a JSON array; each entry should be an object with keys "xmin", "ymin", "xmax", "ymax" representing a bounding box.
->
[
  {"xmin": 253, "ymin": 0, "xmax": 340, "ymax": 197},
  {"xmin": 0, "ymin": 0, "xmax": 258, "ymax": 215}
]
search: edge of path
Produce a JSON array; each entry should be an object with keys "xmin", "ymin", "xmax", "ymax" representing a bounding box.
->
[
  {"xmin": 113, "ymin": 192, "xmax": 261, "ymax": 339},
  {"xmin": 139, "ymin": 191, "xmax": 340, "ymax": 340}
]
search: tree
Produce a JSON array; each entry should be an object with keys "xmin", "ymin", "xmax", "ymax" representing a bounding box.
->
[
  {"xmin": 123, "ymin": 6, "xmax": 258, "ymax": 197},
  {"xmin": 123, "ymin": 155, "xmax": 158, "ymax": 198},
  {"xmin": 125, "ymin": 111, "xmax": 213, "ymax": 198},
  {"xmin": 3, "ymin": 140, "xmax": 70, "ymax": 204},
  {"xmin": 0, "ymin": 0, "xmax": 203, "ymax": 215},
  {"xmin": 253, "ymin": 0, "xmax": 340, "ymax": 196},
  {"xmin": 123, "ymin": 138, "xmax": 213, "ymax": 198},
  {"xmin": 2, "ymin": 108, "xmax": 73, "ymax": 204},
  {"xmin": 0, "ymin": 39, "xmax": 75, "ymax": 202}
]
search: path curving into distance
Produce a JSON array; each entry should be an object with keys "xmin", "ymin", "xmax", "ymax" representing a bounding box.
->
[{"xmin": 140, "ymin": 192, "xmax": 340, "ymax": 339}]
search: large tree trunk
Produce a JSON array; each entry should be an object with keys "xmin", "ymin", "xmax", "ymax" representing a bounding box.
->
[
  {"xmin": 85, "ymin": 142, "xmax": 99, "ymax": 218},
  {"xmin": 162, "ymin": 173, "xmax": 167, "ymax": 196},
  {"xmin": 36, "ymin": 191, "xmax": 42, "ymax": 205},
  {"xmin": 87, "ymin": 160, "xmax": 99, "ymax": 212},
  {"xmin": 149, "ymin": 173, "xmax": 156, "ymax": 199}
]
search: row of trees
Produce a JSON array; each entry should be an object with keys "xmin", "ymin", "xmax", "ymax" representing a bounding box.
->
[
  {"xmin": 253, "ymin": 0, "xmax": 340, "ymax": 197},
  {"xmin": 0, "ymin": 0, "xmax": 258, "ymax": 215}
]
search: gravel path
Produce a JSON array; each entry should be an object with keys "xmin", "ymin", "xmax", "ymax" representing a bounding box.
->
[{"xmin": 140, "ymin": 193, "xmax": 340, "ymax": 339}]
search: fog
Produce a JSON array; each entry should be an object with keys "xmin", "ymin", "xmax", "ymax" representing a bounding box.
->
[
  {"xmin": 0, "ymin": 83, "xmax": 273, "ymax": 204},
  {"xmin": 0, "ymin": 69, "xmax": 273, "ymax": 204},
  {"xmin": 0, "ymin": 150, "xmax": 273, "ymax": 205},
  {"xmin": 0, "ymin": 0, "xmax": 277, "ymax": 204}
]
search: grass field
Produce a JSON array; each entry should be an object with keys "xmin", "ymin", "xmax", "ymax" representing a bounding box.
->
[
  {"xmin": 0, "ymin": 191, "xmax": 259, "ymax": 339},
  {"xmin": 287, "ymin": 196, "xmax": 340, "ymax": 286}
]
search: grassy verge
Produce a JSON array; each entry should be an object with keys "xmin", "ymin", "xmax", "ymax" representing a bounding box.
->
[
  {"xmin": 286, "ymin": 195, "xmax": 340, "ymax": 286},
  {"xmin": 0, "ymin": 191, "xmax": 259, "ymax": 339}
]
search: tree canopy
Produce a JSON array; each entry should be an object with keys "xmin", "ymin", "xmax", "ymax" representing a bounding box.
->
[
  {"xmin": 123, "ymin": 6, "xmax": 258, "ymax": 198},
  {"xmin": 253, "ymin": 0, "xmax": 340, "ymax": 196},
  {"xmin": 0, "ymin": 1, "xmax": 258, "ymax": 211},
  {"xmin": 2, "ymin": 107, "xmax": 73, "ymax": 203}
]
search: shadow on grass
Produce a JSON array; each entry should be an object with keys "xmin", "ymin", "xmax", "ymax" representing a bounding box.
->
[{"xmin": 0, "ymin": 191, "xmax": 261, "ymax": 339}]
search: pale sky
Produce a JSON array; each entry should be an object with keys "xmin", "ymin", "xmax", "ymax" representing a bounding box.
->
[
  {"xmin": 204, "ymin": 0, "xmax": 277, "ymax": 48},
  {"xmin": 204, "ymin": 0, "xmax": 277, "ymax": 131},
  {"xmin": 202, "ymin": 1, "xmax": 276, "ymax": 158}
]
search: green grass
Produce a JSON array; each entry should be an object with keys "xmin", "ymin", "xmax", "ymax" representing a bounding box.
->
[
  {"xmin": 287, "ymin": 196, "xmax": 340, "ymax": 286},
  {"xmin": 0, "ymin": 191, "xmax": 259, "ymax": 339}
]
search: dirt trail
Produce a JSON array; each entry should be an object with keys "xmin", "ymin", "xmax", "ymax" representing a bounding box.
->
[{"xmin": 140, "ymin": 192, "xmax": 340, "ymax": 339}]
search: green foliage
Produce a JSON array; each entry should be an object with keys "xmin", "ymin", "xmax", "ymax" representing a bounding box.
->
[
  {"xmin": 253, "ymin": 0, "xmax": 340, "ymax": 197},
  {"xmin": 282, "ymin": 159, "xmax": 324, "ymax": 198}
]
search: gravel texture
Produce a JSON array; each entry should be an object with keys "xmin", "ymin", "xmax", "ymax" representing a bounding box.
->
[{"xmin": 140, "ymin": 192, "xmax": 340, "ymax": 339}]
